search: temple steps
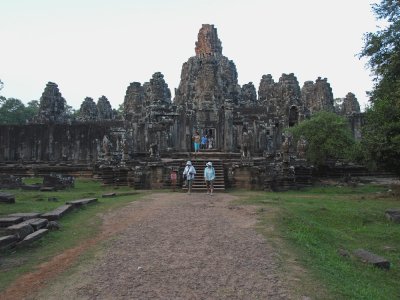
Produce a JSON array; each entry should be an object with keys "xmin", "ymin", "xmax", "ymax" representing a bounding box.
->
[{"xmin": 182, "ymin": 159, "xmax": 225, "ymax": 192}]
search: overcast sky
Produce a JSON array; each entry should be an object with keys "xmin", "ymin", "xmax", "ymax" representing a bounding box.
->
[{"xmin": 1, "ymin": 0, "xmax": 380, "ymax": 110}]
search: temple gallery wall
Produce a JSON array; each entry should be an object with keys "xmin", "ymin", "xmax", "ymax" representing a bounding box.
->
[{"xmin": 0, "ymin": 24, "xmax": 364, "ymax": 190}]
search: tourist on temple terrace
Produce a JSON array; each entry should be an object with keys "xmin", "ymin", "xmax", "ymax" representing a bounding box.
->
[
  {"xmin": 201, "ymin": 134, "xmax": 208, "ymax": 150},
  {"xmin": 193, "ymin": 131, "xmax": 201, "ymax": 154}
]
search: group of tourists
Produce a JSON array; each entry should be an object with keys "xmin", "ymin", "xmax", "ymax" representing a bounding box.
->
[
  {"xmin": 183, "ymin": 161, "xmax": 215, "ymax": 195},
  {"xmin": 192, "ymin": 130, "xmax": 214, "ymax": 153}
]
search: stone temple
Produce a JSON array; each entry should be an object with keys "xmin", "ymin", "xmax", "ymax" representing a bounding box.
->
[{"xmin": 0, "ymin": 24, "xmax": 363, "ymax": 190}]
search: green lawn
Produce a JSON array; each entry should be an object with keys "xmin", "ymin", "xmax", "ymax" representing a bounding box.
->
[
  {"xmin": 238, "ymin": 185, "xmax": 400, "ymax": 300},
  {"xmin": 0, "ymin": 178, "xmax": 144, "ymax": 292}
]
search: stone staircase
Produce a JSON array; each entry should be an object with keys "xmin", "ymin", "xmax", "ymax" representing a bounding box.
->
[{"xmin": 182, "ymin": 159, "xmax": 225, "ymax": 192}]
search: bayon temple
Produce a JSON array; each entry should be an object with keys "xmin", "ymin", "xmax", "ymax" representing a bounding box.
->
[{"xmin": 0, "ymin": 25, "xmax": 364, "ymax": 190}]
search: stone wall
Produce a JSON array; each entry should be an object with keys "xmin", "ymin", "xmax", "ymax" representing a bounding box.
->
[{"xmin": 0, "ymin": 122, "xmax": 122, "ymax": 162}]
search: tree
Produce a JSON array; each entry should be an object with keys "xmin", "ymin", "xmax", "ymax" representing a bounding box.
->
[
  {"xmin": 359, "ymin": 0, "xmax": 400, "ymax": 175},
  {"xmin": 0, "ymin": 98, "xmax": 39, "ymax": 125},
  {"xmin": 0, "ymin": 98, "xmax": 29, "ymax": 124},
  {"xmin": 287, "ymin": 111, "xmax": 355, "ymax": 167},
  {"xmin": 25, "ymin": 100, "xmax": 39, "ymax": 117}
]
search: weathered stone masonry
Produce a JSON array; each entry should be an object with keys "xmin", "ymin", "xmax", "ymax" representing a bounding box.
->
[{"xmin": 0, "ymin": 24, "xmax": 363, "ymax": 189}]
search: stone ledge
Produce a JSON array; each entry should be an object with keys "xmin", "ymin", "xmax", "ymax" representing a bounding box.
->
[
  {"xmin": 102, "ymin": 192, "xmax": 116, "ymax": 198},
  {"xmin": 41, "ymin": 204, "xmax": 73, "ymax": 221},
  {"xmin": 8, "ymin": 212, "xmax": 41, "ymax": 221},
  {"xmin": 0, "ymin": 217, "xmax": 23, "ymax": 228},
  {"xmin": 66, "ymin": 198, "xmax": 98, "ymax": 207},
  {"xmin": 20, "ymin": 218, "xmax": 49, "ymax": 231}
]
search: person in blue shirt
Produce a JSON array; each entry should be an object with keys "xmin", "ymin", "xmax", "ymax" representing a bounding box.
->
[
  {"xmin": 201, "ymin": 134, "xmax": 208, "ymax": 150},
  {"xmin": 204, "ymin": 161, "xmax": 215, "ymax": 195}
]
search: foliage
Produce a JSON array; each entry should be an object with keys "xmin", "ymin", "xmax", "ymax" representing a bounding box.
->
[
  {"xmin": 287, "ymin": 111, "xmax": 355, "ymax": 167},
  {"xmin": 359, "ymin": 0, "xmax": 400, "ymax": 175},
  {"xmin": 362, "ymin": 97, "xmax": 400, "ymax": 174},
  {"xmin": 240, "ymin": 186, "xmax": 400, "ymax": 299},
  {"xmin": 0, "ymin": 98, "xmax": 38, "ymax": 125}
]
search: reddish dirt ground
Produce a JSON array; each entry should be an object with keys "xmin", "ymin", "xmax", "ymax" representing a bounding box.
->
[{"xmin": 2, "ymin": 192, "xmax": 292, "ymax": 299}]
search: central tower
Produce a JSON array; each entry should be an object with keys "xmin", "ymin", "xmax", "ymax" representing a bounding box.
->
[{"xmin": 174, "ymin": 24, "xmax": 240, "ymax": 151}]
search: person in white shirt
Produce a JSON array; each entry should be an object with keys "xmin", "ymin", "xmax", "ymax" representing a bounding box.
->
[{"xmin": 183, "ymin": 161, "xmax": 196, "ymax": 194}]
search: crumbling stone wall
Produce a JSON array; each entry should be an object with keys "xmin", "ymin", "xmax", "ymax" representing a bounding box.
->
[{"xmin": 0, "ymin": 122, "xmax": 122, "ymax": 162}]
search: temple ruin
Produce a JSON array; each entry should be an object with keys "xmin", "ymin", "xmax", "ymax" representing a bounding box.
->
[{"xmin": 0, "ymin": 24, "xmax": 364, "ymax": 190}]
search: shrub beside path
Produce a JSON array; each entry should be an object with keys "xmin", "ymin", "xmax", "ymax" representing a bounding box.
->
[{"xmin": 5, "ymin": 192, "xmax": 292, "ymax": 299}]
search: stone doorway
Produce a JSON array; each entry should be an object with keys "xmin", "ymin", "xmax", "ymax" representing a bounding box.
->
[{"xmin": 201, "ymin": 128, "xmax": 216, "ymax": 149}]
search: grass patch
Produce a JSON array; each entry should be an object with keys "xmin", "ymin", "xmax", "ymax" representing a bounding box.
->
[
  {"xmin": 0, "ymin": 178, "xmax": 145, "ymax": 292},
  {"xmin": 237, "ymin": 185, "xmax": 400, "ymax": 300}
]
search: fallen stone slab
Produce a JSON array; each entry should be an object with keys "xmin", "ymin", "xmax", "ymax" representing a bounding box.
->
[
  {"xmin": 385, "ymin": 209, "xmax": 400, "ymax": 223},
  {"xmin": 66, "ymin": 198, "xmax": 98, "ymax": 208},
  {"xmin": 8, "ymin": 212, "xmax": 41, "ymax": 221},
  {"xmin": 41, "ymin": 204, "xmax": 73, "ymax": 221},
  {"xmin": 40, "ymin": 187, "xmax": 56, "ymax": 192},
  {"xmin": 0, "ymin": 235, "xmax": 18, "ymax": 250},
  {"xmin": 0, "ymin": 217, "xmax": 23, "ymax": 227},
  {"xmin": 0, "ymin": 192, "xmax": 15, "ymax": 204},
  {"xmin": 354, "ymin": 249, "xmax": 390, "ymax": 270},
  {"xmin": 102, "ymin": 192, "xmax": 116, "ymax": 198},
  {"xmin": 16, "ymin": 229, "xmax": 48, "ymax": 248},
  {"xmin": 21, "ymin": 184, "xmax": 41, "ymax": 191},
  {"xmin": 21, "ymin": 218, "xmax": 49, "ymax": 231},
  {"xmin": 6, "ymin": 223, "xmax": 34, "ymax": 240},
  {"xmin": 116, "ymin": 191, "xmax": 137, "ymax": 196}
]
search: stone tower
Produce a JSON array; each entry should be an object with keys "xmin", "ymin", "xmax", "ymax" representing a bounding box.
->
[
  {"xmin": 174, "ymin": 24, "xmax": 241, "ymax": 151},
  {"xmin": 35, "ymin": 82, "xmax": 67, "ymax": 123}
]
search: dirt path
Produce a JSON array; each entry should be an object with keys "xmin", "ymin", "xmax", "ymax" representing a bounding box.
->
[{"xmin": 12, "ymin": 192, "xmax": 291, "ymax": 299}]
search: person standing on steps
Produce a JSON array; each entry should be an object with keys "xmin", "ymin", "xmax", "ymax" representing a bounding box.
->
[
  {"xmin": 201, "ymin": 134, "xmax": 208, "ymax": 150},
  {"xmin": 204, "ymin": 161, "xmax": 215, "ymax": 196},
  {"xmin": 183, "ymin": 161, "xmax": 196, "ymax": 194}
]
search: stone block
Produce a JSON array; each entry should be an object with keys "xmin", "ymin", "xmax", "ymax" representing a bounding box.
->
[
  {"xmin": 0, "ymin": 192, "xmax": 15, "ymax": 204},
  {"xmin": 7, "ymin": 223, "xmax": 34, "ymax": 240},
  {"xmin": 102, "ymin": 192, "xmax": 116, "ymax": 198},
  {"xmin": 0, "ymin": 217, "xmax": 23, "ymax": 227},
  {"xmin": 0, "ymin": 235, "xmax": 18, "ymax": 250},
  {"xmin": 116, "ymin": 191, "xmax": 137, "ymax": 196},
  {"xmin": 47, "ymin": 221, "xmax": 60, "ymax": 230},
  {"xmin": 41, "ymin": 204, "xmax": 73, "ymax": 220},
  {"xmin": 21, "ymin": 218, "xmax": 49, "ymax": 231},
  {"xmin": 354, "ymin": 249, "xmax": 390, "ymax": 270},
  {"xmin": 8, "ymin": 212, "xmax": 41, "ymax": 221},
  {"xmin": 385, "ymin": 209, "xmax": 400, "ymax": 223},
  {"xmin": 66, "ymin": 198, "xmax": 97, "ymax": 208},
  {"xmin": 40, "ymin": 187, "xmax": 56, "ymax": 192},
  {"xmin": 21, "ymin": 184, "xmax": 41, "ymax": 191},
  {"xmin": 16, "ymin": 229, "xmax": 48, "ymax": 248}
]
